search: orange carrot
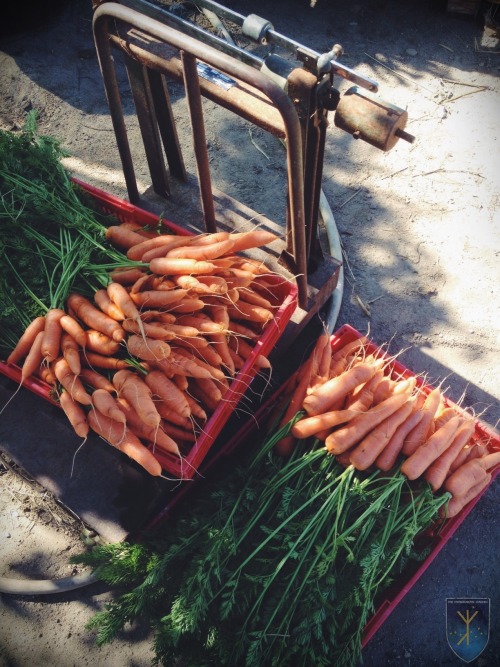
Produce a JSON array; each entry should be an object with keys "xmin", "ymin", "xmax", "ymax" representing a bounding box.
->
[
  {"xmin": 91, "ymin": 388, "xmax": 127, "ymax": 425},
  {"xmin": 177, "ymin": 313, "xmax": 226, "ymax": 335},
  {"xmin": 106, "ymin": 282, "xmax": 142, "ymax": 324},
  {"xmin": 53, "ymin": 357, "xmax": 92, "ymax": 406},
  {"xmin": 402, "ymin": 386, "xmax": 442, "ymax": 456},
  {"xmin": 226, "ymin": 229, "xmax": 279, "ymax": 253},
  {"xmin": 94, "ymin": 288, "xmax": 126, "ymax": 321},
  {"xmin": 144, "ymin": 370, "xmax": 191, "ymax": 419},
  {"xmin": 375, "ymin": 394, "xmax": 426, "ymax": 472},
  {"xmin": 303, "ymin": 360, "xmax": 383, "ymax": 417},
  {"xmin": 59, "ymin": 390, "xmax": 89, "ymax": 439},
  {"xmin": 291, "ymin": 407, "xmax": 367, "ymax": 440},
  {"xmin": 166, "ymin": 238, "xmax": 235, "ymax": 261},
  {"xmin": 80, "ymin": 352, "xmax": 130, "ymax": 371},
  {"xmin": 117, "ymin": 398, "xmax": 181, "ymax": 457},
  {"xmin": 160, "ymin": 420, "xmax": 196, "ymax": 444},
  {"xmin": 127, "ymin": 335, "xmax": 171, "ymax": 362},
  {"xmin": 67, "ymin": 293, "xmax": 126, "ymax": 343},
  {"xmin": 440, "ymin": 473, "xmax": 492, "ymax": 518},
  {"xmin": 122, "ymin": 319, "xmax": 175, "ymax": 341},
  {"xmin": 126, "ymin": 233, "xmax": 193, "ymax": 261},
  {"xmin": 445, "ymin": 451, "xmax": 500, "ymax": 497},
  {"xmin": 7, "ymin": 316, "xmax": 45, "ymax": 365},
  {"xmin": 148, "ymin": 257, "xmax": 217, "ymax": 276},
  {"xmin": 227, "ymin": 300, "xmax": 274, "ymax": 325},
  {"xmin": 325, "ymin": 383, "xmax": 414, "ymax": 455},
  {"xmin": 164, "ymin": 298, "xmax": 206, "ymax": 314},
  {"xmin": 79, "ymin": 368, "xmax": 116, "ymax": 394},
  {"xmin": 401, "ymin": 414, "xmax": 463, "ymax": 480},
  {"xmin": 20, "ymin": 330, "xmax": 45, "ymax": 383},
  {"xmin": 349, "ymin": 398, "xmax": 416, "ymax": 471},
  {"xmin": 172, "ymin": 347, "xmax": 226, "ymax": 381},
  {"xmin": 423, "ymin": 418, "xmax": 476, "ymax": 491},
  {"xmin": 59, "ymin": 314, "xmax": 87, "ymax": 348},
  {"xmin": 113, "ymin": 369, "xmax": 161, "ymax": 429},
  {"xmin": 61, "ymin": 332, "xmax": 82, "ymax": 376},
  {"xmin": 237, "ymin": 287, "xmax": 274, "ymax": 310},
  {"xmin": 40, "ymin": 308, "xmax": 65, "ymax": 363},
  {"xmin": 109, "ymin": 267, "xmax": 147, "ymax": 286},
  {"xmin": 129, "ymin": 289, "xmax": 189, "ymax": 309},
  {"xmin": 105, "ymin": 224, "xmax": 147, "ymax": 250},
  {"xmin": 85, "ymin": 329, "xmax": 121, "ymax": 357},
  {"xmin": 88, "ymin": 408, "xmax": 163, "ymax": 476}
]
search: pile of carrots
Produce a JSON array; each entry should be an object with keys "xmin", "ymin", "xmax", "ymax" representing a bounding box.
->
[
  {"xmin": 275, "ymin": 331, "xmax": 500, "ymax": 518},
  {"xmin": 4, "ymin": 224, "xmax": 288, "ymax": 477}
]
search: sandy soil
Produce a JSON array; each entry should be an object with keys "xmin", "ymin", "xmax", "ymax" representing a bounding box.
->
[{"xmin": 0, "ymin": 1, "xmax": 499, "ymax": 665}]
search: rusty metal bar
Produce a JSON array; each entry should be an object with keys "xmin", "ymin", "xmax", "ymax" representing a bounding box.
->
[
  {"xmin": 147, "ymin": 69, "xmax": 187, "ymax": 181},
  {"xmin": 93, "ymin": 2, "xmax": 308, "ymax": 306},
  {"xmin": 180, "ymin": 50, "xmax": 217, "ymax": 233},
  {"xmin": 124, "ymin": 53, "xmax": 171, "ymax": 198}
]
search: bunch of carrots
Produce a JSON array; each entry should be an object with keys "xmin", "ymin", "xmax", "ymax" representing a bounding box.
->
[
  {"xmin": 274, "ymin": 330, "xmax": 500, "ymax": 518},
  {"xmin": 4, "ymin": 224, "xmax": 287, "ymax": 478}
]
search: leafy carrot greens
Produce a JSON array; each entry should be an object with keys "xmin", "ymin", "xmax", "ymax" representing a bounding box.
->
[{"xmin": 72, "ymin": 416, "xmax": 450, "ymax": 667}]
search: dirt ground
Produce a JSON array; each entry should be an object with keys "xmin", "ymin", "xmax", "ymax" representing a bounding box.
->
[{"xmin": 0, "ymin": 0, "xmax": 499, "ymax": 665}]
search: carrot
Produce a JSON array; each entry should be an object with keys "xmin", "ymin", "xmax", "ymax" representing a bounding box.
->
[
  {"xmin": 80, "ymin": 352, "xmax": 130, "ymax": 371},
  {"xmin": 160, "ymin": 420, "xmax": 196, "ymax": 444},
  {"xmin": 140, "ymin": 310, "xmax": 176, "ymax": 324},
  {"xmin": 208, "ymin": 332, "xmax": 235, "ymax": 375},
  {"xmin": 20, "ymin": 330, "xmax": 45, "ymax": 383},
  {"xmin": 155, "ymin": 352, "xmax": 213, "ymax": 379},
  {"xmin": 423, "ymin": 418, "xmax": 476, "ymax": 491},
  {"xmin": 274, "ymin": 356, "xmax": 315, "ymax": 458},
  {"xmin": 144, "ymin": 370, "xmax": 191, "ymax": 419},
  {"xmin": 79, "ymin": 368, "xmax": 116, "ymax": 393},
  {"xmin": 59, "ymin": 314, "xmax": 87, "ymax": 349},
  {"xmin": 59, "ymin": 390, "xmax": 89, "ymax": 439},
  {"xmin": 106, "ymin": 282, "xmax": 142, "ymax": 323},
  {"xmin": 91, "ymin": 388, "xmax": 127, "ymax": 425},
  {"xmin": 94, "ymin": 289, "xmax": 126, "ymax": 321},
  {"xmin": 291, "ymin": 407, "xmax": 367, "ymax": 440},
  {"xmin": 228, "ymin": 347, "xmax": 245, "ymax": 372},
  {"xmin": 349, "ymin": 398, "xmax": 416, "ymax": 471},
  {"xmin": 177, "ymin": 313, "xmax": 226, "ymax": 335},
  {"xmin": 325, "ymin": 382, "xmax": 414, "ymax": 455},
  {"xmin": 122, "ymin": 319, "xmax": 175, "ymax": 341},
  {"xmin": 401, "ymin": 386, "xmax": 442, "ymax": 456},
  {"xmin": 375, "ymin": 394, "xmax": 426, "ymax": 472},
  {"xmin": 192, "ymin": 377, "xmax": 223, "ymax": 412},
  {"xmin": 187, "ymin": 341, "xmax": 224, "ymax": 369},
  {"xmin": 237, "ymin": 287, "xmax": 274, "ymax": 310},
  {"xmin": 113, "ymin": 369, "xmax": 161, "ymax": 429},
  {"xmin": 440, "ymin": 472, "xmax": 492, "ymax": 519},
  {"xmin": 129, "ymin": 289, "xmax": 189, "ymax": 309},
  {"xmin": 85, "ymin": 329, "xmax": 121, "ymax": 357},
  {"xmin": 53, "ymin": 357, "xmax": 92, "ymax": 406},
  {"xmin": 172, "ymin": 347, "xmax": 226, "ymax": 381},
  {"xmin": 166, "ymin": 238, "xmax": 235, "ymax": 261},
  {"xmin": 303, "ymin": 360, "xmax": 383, "ymax": 418},
  {"xmin": 444, "ymin": 455, "xmax": 497, "ymax": 499},
  {"xmin": 345, "ymin": 369, "xmax": 384, "ymax": 412},
  {"xmin": 105, "ymin": 224, "xmax": 147, "ymax": 250},
  {"xmin": 88, "ymin": 408, "xmax": 163, "ymax": 476},
  {"xmin": 227, "ymin": 320, "xmax": 260, "ymax": 341},
  {"xmin": 109, "ymin": 267, "xmax": 147, "ymax": 286},
  {"xmin": 61, "ymin": 332, "xmax": 82, "ymax": 376},
  {"xmin": 155, "ymin": 402, "xmax": 193, "ymax": 429},
  {"xmin": 127, "ymin": 335, "xmax": 171, "ymax": 362},
  {"xmin": 174, "ymin": 274, "xmax": 229, "ymax": 295},
  {"xmin": 116, "ymin": 399, "xmax": 181, "ymax": 457},
  {"xmin": 164, "ymin": 298, "xmax": 206, "ymax": 314},
  {"xmin": 67, "ymin": 293, "xmax": 126, "ymax": 343},
  {"xmin": 40, "ymin": 308, "xmax": 65, "ymax": 363},
  {"xmin": 226, "ymin": 229, "xmax": 279, "ymax": 253},
  {"xmin": 401, "ymin": 414, "xmax": 463, "ymax": 480},
  {"xmin": 227, "ymin": 300, "xmax": 274, "ymax": 325},
  {"xmin": 189, "ymin": 231, "xmax": 231, "ymax": 246},
  {"xmin": 372, "ymin": 376, "xmax": 396, "ymax": 405},
  {"xmin": 6, "ymin": 316, "xmax": 45, "ymax": 365},
  {"xmin": 35, "ymin": 365, "xmax": 57, "ymax": 386},
  {"xmin": 184, "ymin": 392, "xmax": 208, "ymax": 422},
  {"xmin": 148, "ymin": 257, "xmax": 217, "ymax": 276},
  {"xmin": 126, "ymin": 234, "xmax": 193, "ymax": 261}
]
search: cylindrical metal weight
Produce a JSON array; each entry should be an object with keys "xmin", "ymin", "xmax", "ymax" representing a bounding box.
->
[{"xmin": 334, "ymin": 86, "xmax": 413, "ymax": 151}]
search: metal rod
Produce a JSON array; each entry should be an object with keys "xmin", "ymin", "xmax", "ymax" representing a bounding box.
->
[{"xmin": 180, "ymin": 50, "xmax": 217, "ymax": 233}]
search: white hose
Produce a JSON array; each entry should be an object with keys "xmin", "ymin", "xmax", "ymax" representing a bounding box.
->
[
  {"xmin": 0, "ymin": 571, "xmax": 98, "ymax": 596},
  {"xmin": 319, "ymin": 189, "xmax": 344, "ymax": 333}
]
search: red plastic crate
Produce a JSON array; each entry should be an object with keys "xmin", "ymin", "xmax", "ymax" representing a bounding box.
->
[
  {"xmin": 155, "ymin": 324, "xmax": 499, "ymax": 641},
  {"xmin": 0, "ymin": 180, "xmax": 297, "ymax": 480}
]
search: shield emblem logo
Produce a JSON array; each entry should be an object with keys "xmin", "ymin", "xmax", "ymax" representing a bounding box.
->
[{"xmin": 446, "ymin": 598, "xmax": 490, "ymax": 663}]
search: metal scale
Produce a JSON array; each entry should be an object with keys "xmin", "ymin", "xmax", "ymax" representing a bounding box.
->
[{"xmin": 91, "ymin": 0, "xmax": 414, "ymax": 345}]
